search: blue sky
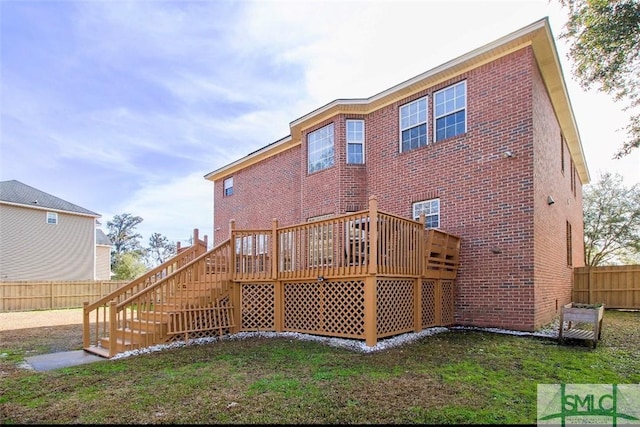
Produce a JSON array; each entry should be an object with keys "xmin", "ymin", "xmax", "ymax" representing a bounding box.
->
[{"xmin": 2, "ymin": 0, "xmax": 639, "ymax": 247}]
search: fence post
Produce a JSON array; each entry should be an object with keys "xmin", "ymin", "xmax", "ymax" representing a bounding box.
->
[{"xmin": 588, "ymin": 266, "xmax": 594, "ymax": 304}]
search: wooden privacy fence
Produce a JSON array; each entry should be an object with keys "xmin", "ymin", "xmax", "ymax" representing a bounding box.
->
[
  {"xmin": 573, "ymin": 265, "xmax": 640, "ymax": 309},
  {"xmin": 0, "ymin": 280, "xmax": 129, "ymax": 312}
]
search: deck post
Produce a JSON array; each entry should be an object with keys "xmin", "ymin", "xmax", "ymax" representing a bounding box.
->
[
  {"xmin": 364, "ymin": 275, "xmax": 377, "ymax": 347},
  {"xmin": 413, "ymin": 277, "xmax": 422, "ymax": 332},
  {"xmin": 193, "ymin": 228, "xmax": 200, "ymax": 281},
  {"xmin": 109, "ymin": 301, "xmax": 117, "ymax": 357},
  {"xmin": 271, "ymin": 219, "xmax": 278, "ymax": 280},
  {"xmin": 368, "ymin": 196, "xmax": 378, "ymax": 276},
  {"xmin": 83, "ymin": 301, "xmax": 90, "ymax": 348},
  {"xmin": 229, "ymin": 220, "xmax": 236, "ymax": 280}
]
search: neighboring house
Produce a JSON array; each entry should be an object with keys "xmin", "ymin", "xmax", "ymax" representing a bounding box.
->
[
  {"xmin": 204, "ymin": 18, "xmax": 590, "ymax": 332},
  {"xmin": 0, "ymin": 180, "xmax": 110, "ymax": 281},
  {"xmin": 95, "ymin": 227, "xmax": 114, "ymax": 280}
]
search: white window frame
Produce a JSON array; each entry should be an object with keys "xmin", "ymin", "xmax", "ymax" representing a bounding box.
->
[
  {"xmin": 412, "ymin": 199, "xmax": 440, "ymax": 229},
  {"xmin": 223, "ymin": 177, "xmax": 233, "ymax": 196},
  {"xmin": 346, "ymin": 119, "xmax": 365, "ymax": 164},
  {"xmin": 46, "ymin": 212, "xmax": 58, "ymax": 225},
  {"xmin": 307, "ymin": 123, "xmax": 335, "ymax": 173},
  {"xmin": 434, "ymin": 81, "xmax": 467, "ymax": 142},
  {"xmin": 399, "ymin": 96, "xmax": 428, "ymax": 152}
]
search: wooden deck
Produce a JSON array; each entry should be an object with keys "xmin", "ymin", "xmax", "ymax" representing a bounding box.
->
[{"xmin": 83, "ymin": 196, "xmax": 461, "ymax": 358}]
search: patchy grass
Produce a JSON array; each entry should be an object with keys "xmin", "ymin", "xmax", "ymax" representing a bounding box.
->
[{"xmin": 1, "ymin": 310, "xmax": 638, "ymax": 424}]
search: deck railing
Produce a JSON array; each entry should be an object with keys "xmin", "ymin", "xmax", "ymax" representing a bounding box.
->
[
  {"xmin": 84, "ymin": 196, "xmax": 461, "ymax": 356},
  {"xmin": 229, "ymin": 196, "xmax": 460, "ymax": 281}
]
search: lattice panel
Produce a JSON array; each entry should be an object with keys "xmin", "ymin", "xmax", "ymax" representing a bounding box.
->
[
  {"xmin": 376, "ymin": 278, "xmax": 414, "ymax": 336},
  {"xmin": 284, "ymin": 282, "xmax": 322, "ymax": 331},
  {"xmin": 241, "ymin": 283, "xmax": 275, "ymax": 330},
  {"xmin": 421, "ymin": 280, "xmax": 437, "ymax": 328},
  {"xmin": 284, "ymin": 280, "xmax": 365, "ymax": 338},
  {"xmin": 322, "ymin": 280, "xmax": 365, "ymax": 336},
  {"xmin": 441, "ymin": 280, "xmax": 455, "ymax": 325}
]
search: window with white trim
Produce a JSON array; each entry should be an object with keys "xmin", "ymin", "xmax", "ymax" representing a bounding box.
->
[
  {"xmin": 412, "ymin": 199, "xmax": 440, "ymax": 229},
  {"xmin": 346, "ymin": 119, "xmax": 364, "ymax": 164},
  {"xmin": 46, "ymin": 212, "xmax": 58, "ymax": 224},
  {"xmin": 223, "ymin": 177, "xmax": 233, "ymax": 196},
  {"xmin": 434, "ymin": 81, "xmax": 466, "ymax": 142},
  {"xmin": 307, "ymin": 123, "xmax": 335, "ymax": 173},
  {"xmin": 400, "ymin": 97, "xmax": 427, "ymax": 152}
]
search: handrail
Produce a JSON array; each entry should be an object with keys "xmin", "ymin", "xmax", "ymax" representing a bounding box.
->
[
  {"xmin": 116, "ymin": 241, "xmax": 227, "ymax": 309},
  {"xmin": 84, "ymin": 240, "xmax": 205, "ymax": 313}
]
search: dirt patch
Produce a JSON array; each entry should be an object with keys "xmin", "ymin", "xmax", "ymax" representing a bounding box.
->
[{"xmin": 0, "ymin": 308, "xmax": 83, "ymax": 331}]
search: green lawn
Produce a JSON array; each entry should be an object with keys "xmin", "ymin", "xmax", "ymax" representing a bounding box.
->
[{"xmin": 1, "ymin": 310, "xmax": 638, "ymax": 424}]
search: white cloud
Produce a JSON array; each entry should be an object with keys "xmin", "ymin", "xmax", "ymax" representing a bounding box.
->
[{"xmin": 104, "ymin": 172, "xmax": 214, "ymax": 247}]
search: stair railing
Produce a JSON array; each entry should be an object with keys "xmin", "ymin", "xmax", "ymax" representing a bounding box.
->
[{"xmin": 82, "ymin": 233, "xmax": 210, "ymax": 352}]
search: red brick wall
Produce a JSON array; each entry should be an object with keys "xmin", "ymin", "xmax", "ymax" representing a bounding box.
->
[
  {"xmin": 301, "ymin": 115, "xmax": 369, "ymax": 220},
  {"xmin": 211, "ymin": 45, "xmax": 585, "ymax": 331},
  {"xmin": 531, "ymin": 59, "xmax": 585, "ymax": 328},
  {"xmin": 213, "ymin": 147, "xmax": 301, "ymax": 245}
]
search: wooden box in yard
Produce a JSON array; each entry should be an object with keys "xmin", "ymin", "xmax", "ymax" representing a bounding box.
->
[{"xmin": 559, "ymin": 303, "xmax": 605, "ymax": 348}]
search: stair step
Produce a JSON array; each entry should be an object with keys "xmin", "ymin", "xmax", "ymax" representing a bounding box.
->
[
  {"xmin": 128, "ymin": 318, "xmax": 168, "ymax": 334},
  {"xmin": 84, "ymin": 345, "xmax": 110, "ymax": 359},
  {"xmin": 99, "ymin": 336, "xmax": 137, "ymax": 353},
  {"xmin": 138, "ymin": 310, "xmax": 174, "ymax": 322}
]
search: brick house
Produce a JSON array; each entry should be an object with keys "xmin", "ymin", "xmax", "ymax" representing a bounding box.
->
[{"xmin": 204, "ymin": 17, "xmax": 589, "ymax": 332}]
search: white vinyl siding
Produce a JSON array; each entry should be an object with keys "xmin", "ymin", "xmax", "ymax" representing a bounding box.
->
[{"xmin": 0, "ymin": 204, "xmax": 96, "ymax": 280}]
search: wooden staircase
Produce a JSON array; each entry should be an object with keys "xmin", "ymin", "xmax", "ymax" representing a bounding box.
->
[{"xmin": 83, "ymin": 231, "xmax": 235, "ymax": 358}]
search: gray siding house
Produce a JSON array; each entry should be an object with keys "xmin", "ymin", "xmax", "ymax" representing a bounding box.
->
[{"xmin": 0, "ymin": 180, "xmax": 112, "ymax": 281}]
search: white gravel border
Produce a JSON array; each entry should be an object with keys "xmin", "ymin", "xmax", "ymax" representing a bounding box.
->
[{"xmin": 111, "ymin": 322, "xmax": 560, "ymax": 361}]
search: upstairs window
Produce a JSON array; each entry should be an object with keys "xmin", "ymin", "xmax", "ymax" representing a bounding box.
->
[
  {"xmin": 308, "ymin": 123, "xmax": 335, "ymax": 173},
  {"xmin": 46, "ymin": 212, "xmax": 58, "ymax": 224},
  {"xmin": 434, "ymin": 81, "xmax": 466, "ymax": 141},
  {"xmin": 399, "ymin": 97, "xmax": 427, "ymax": 152},
  {"xmin": 223, "ymin": 177, "xmax": 233, "ymax": 196},
  {"xmin": 346, "ymin": 119, "xmax": 364, "ymax": 164},
  {"xmin": 413, "ymin": 198, "xmax": 440, "ymax": 229}
]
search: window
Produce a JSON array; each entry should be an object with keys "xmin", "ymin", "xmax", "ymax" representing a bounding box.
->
[
  {"xmin": 46, "ymin": 212, "xmax": 58, "ymax": 224},
  {"xmin": 307, "ymin": 123, "xmax": 335, "ymax": 173},
  {"xmin": 566, "ymin": 221, "xmax": 572, "ymax": 266},
  {"xmin": 346, "ymin": 119, "xmax": 364, "ymax": 164},
  {"xmin": 434, "ymin": 81, "xmax": 466, "ymax": 142},
  {"xmin": 413, "ymin": 199, "xmax": 440, "ymax": 229},
  {"xmin": 223, "ymin": 177, "xmax": 233, "ymax": 196},
  {"xmin": 399, "ymin": 97, "xmax": 427, "ymax": 152}
]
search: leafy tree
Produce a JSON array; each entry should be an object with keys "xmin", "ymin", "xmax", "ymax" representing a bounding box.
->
[
  {"xmin": 146, "ymin": 232, "xmax": 177, "ymax": 267},
  {"xmin": 558, "ymin": 0, "xmax": 640, "ymax": 158},
  {"xmin": 107, "ymin": 213, "xmax": 144, "ymax": 256},
  {"xmin": 583, "ymin": 172, "xmax": 640, "ymax": 266},
  {"xmin": 112, "ymin": 252, "xmax": 147, "ymax": 280}
]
